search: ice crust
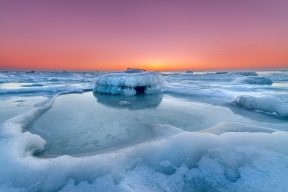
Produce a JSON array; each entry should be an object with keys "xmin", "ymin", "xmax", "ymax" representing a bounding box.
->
[
  {"xmin": 93, "ymin": 71, "xmax": 164, "ymax": 95},
  {"xmin": 233, "ymin": 95, "xmax": 288, "ymax": 118},
  {"xmin": 233, "ymin": 76, "xmax": 273, "ymax": 85}
]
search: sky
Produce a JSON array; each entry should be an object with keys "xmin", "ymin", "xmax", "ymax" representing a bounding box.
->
[{"xmin": 0, "ymin": 0, "xmax": 288, "ymax": 71}]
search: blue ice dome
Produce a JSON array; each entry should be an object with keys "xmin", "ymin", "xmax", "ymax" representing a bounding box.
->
[{"xmin": 93, "ymin": 69, "xmax": 164, "ymax": 96}]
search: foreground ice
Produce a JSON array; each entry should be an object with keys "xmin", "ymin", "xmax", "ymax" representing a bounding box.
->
[
  {"xmin": 93, "ymin": 70, "xmax": 164, "ymax": 95},
  {"xmin": 0, "ymin": 70, "xmax": 288, "ymax": 191},
  {"xmin": 1, "ymin": 103, "xmax": 288, "ymax": 191}
]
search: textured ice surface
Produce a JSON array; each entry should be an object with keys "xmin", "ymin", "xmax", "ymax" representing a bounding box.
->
[
  {"xmin": 233, "ymin": 95, "xmax": 288, "ymax": 118},
  {"xmin": 0, "ymin": 96, "xmax": 48, "ymax": 123},
  {"xmin": 228, "ymin": 71, "xmax": 258, "ymax": 76},
  {"xmin": 233, "ymin": 76, "xmax": 273, "ymax": 85},
  {"xmin": 93, "ymin": 71, "xmax": 164, "ymax": 95},
  {"xmin": 0, "ymin": 70, "xmax": 288, "ymax": 191}
]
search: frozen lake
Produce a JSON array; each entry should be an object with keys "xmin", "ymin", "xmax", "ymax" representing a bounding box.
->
[{"xmin": 0, "ymin": 70, "xmax": 288, "ymax": 191}]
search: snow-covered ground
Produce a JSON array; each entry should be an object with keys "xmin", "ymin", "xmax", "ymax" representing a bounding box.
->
[{"xmin": 0, "ymin": 70, "xmax": 288, "ymax": 191}]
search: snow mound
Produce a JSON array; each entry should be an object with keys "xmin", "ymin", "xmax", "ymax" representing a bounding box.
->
[
  {"xmin": 233, "ymin": 95, "xmax": 288, "ymax": 118},
  {"xmin": 93, "ymin": 71, "xmax": 164, "ymax": 95},
  {"xmin": 233, "ymin": 76, "xmax": 273, "ymax": 85}
]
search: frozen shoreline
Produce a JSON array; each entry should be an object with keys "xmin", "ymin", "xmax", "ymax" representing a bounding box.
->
[{"xmin": 0, "ymin": 70, "xmax": 288, "ymax": 191}]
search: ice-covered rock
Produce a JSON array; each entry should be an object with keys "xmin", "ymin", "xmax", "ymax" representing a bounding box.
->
[
  {"xmin": 185, "ymin": 70, "xmax": 194, "ymax": 73},
  {"xmin": 124, "ymin": 68, "xmax": 146, "ymax": 73},
  {"xmin": 233, "ymin": 95, "xmax": 288, "ymax": 118},
  {"xmin": 233, "ymin": 76, "xmax": 273, "ymax": 85},
  {"xmin": 93, "ymin": 70, "xmax": 164, "ymax": 95},
  {"xmin": 215, "ymin": 71, "xmax": 228, "ymax": 74}
]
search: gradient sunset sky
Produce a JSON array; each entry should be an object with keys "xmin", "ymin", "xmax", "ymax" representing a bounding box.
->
[{"xmin": 1, "ymin": 0, "xmax": 288, "ymax": 71}]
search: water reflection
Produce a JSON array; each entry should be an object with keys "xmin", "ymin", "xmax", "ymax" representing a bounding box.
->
[{"xmin": 93, "ymin": 93, "xmax": 163, "ymax": 110}]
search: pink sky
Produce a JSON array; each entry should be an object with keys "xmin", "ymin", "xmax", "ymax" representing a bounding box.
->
[{"xmin": 0, "ymin": 0, "xmax": 288, "ymax": 71}]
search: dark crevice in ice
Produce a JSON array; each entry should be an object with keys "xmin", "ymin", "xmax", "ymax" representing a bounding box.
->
[{"xmin": 134, "ymin": 86, "xmax": 146, "ymax": 95}]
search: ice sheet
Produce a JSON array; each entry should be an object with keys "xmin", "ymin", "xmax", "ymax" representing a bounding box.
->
[{"xmin": 0, "ymin": 70, "xmax": 288, "ymax": 191}]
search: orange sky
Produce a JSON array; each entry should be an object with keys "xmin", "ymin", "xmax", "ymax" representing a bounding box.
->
[{"xmin": 1, "ymin": 0, "xmax": 288, "ymax": 71}]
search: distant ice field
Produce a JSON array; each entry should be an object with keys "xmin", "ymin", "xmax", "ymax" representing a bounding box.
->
[{"xmin": 0, "ymin": 70, "xmax": 288, "ymax": 191}]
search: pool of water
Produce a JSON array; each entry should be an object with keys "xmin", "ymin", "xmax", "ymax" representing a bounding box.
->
[{"xmin": 27, "ymin": 92, "xmax": 288, "ymax": 157}]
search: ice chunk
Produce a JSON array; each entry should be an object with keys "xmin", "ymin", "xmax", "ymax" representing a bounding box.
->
[
  {"xmin": 233, "ymin": 76, "xmax": 273, "ymax": 85},
  {"xmin": 233, "ymin": 95, "xmax": 288, "ymax": 118},
  {"xmin": 215, "ymin": 71, "xmax": 228, "ymax": 74},
  {"xmin": 185, "ymin": 70, "xmax": 194, "ymax": 73},
  {"xmin": 93, "ymin": 71, "xmax": 164, "ymax": 95},
  {"xmin": 118, "ymin": 101, "xmax": 131, "ymax": 106},
  {"xmin": 229, "ymin": 71, "xmax": 258, "ymax": 76}
]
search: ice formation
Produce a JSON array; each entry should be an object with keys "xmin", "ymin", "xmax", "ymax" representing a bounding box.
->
[
  {"xmin": 233, "ymin": 95, "xmax": 288, "ymax": 118},
  {"xmin": 1, "ymin": 70, "xmax": 288, "ymax": 191},
  {"xmin": 229, "ymin": 71, "xmax": 258, "ymax": 76},
  {"xmin": 93, "ymin": 69, "xmax": 164, "ymax": 95},
  {"xmin": 185, "ymin": 70, "xmax": 194, "ymax": 73},
  {"xmin": 1, "ymin": 104, "xmax": 288, "ymax": 191},
  {"xmin": 233, "ymin": 76, "xmax": 273, "ymax": 85}
]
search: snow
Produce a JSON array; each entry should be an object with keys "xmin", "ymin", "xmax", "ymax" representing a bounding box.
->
[
  {"xmin": 93, "ymin": 71, "xmax": 164, "ymax": 95},
  {"xmin": 233, "ymin": 95, "xmax": 288, "ymax": 118}
]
